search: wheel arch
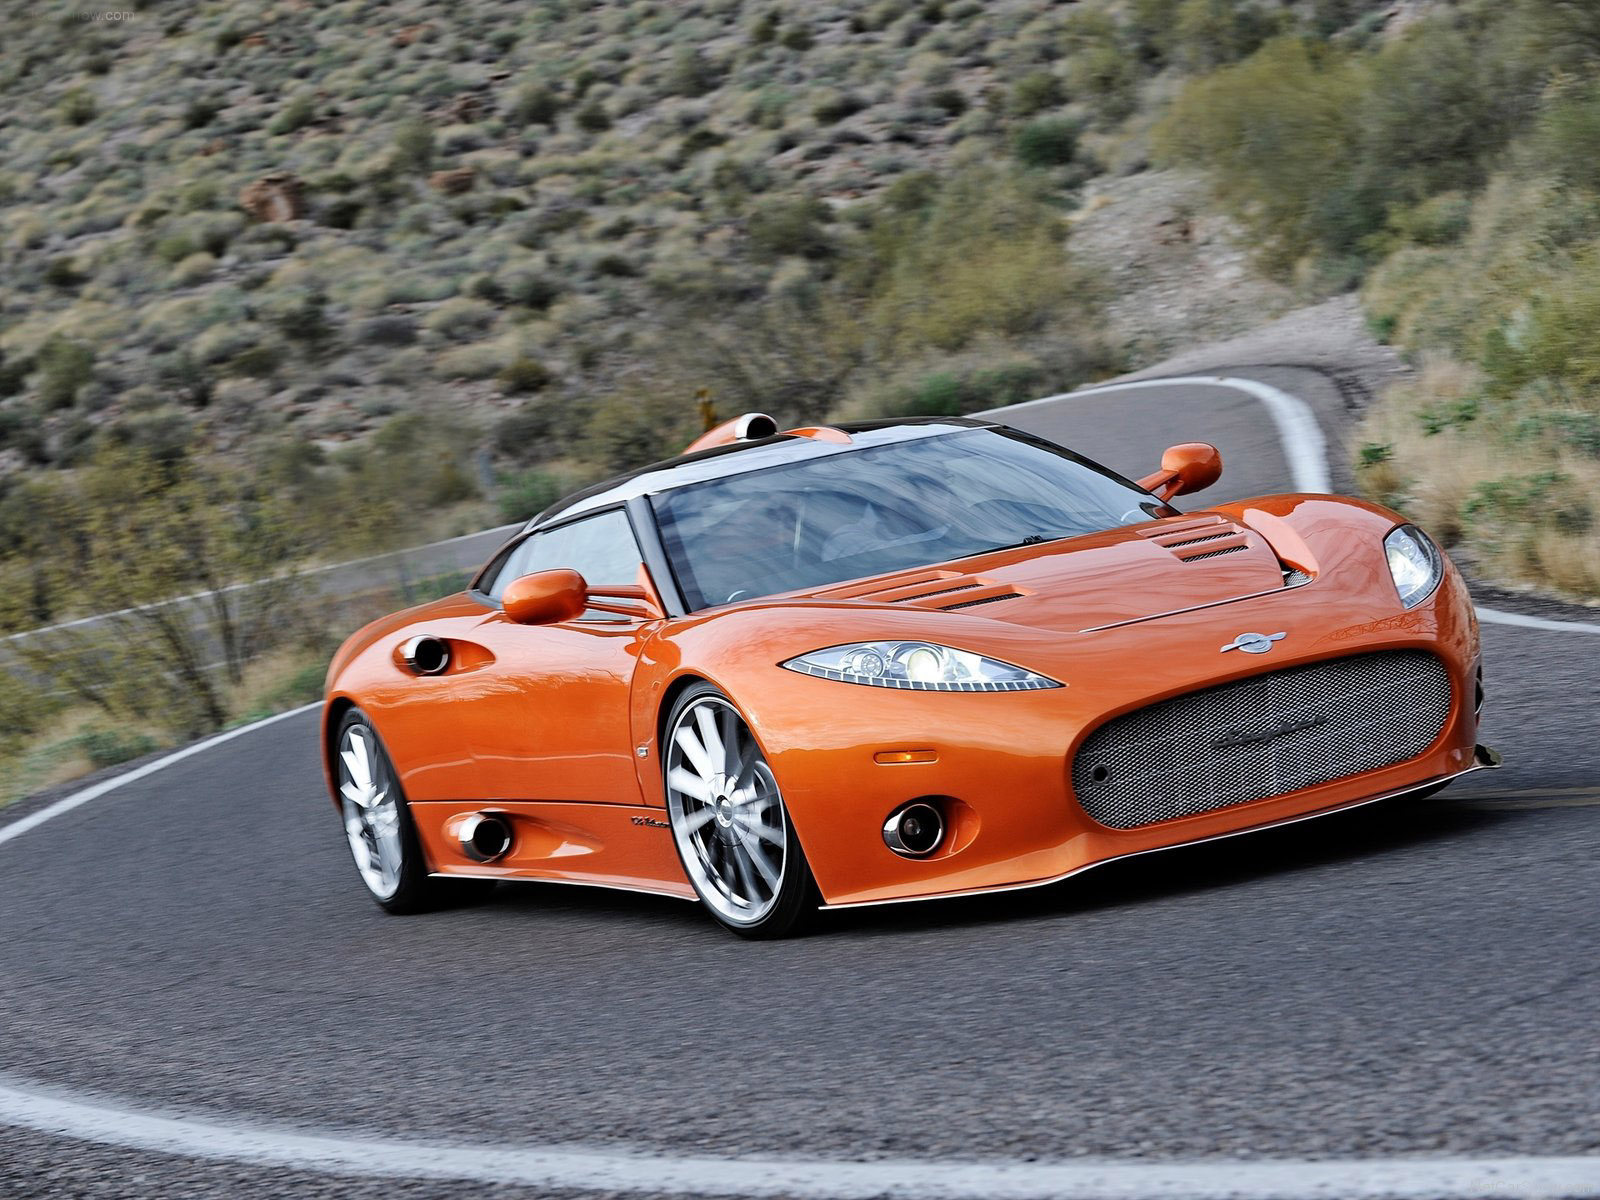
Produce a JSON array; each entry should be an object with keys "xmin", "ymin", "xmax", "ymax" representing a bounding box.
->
[
  {"xmin": 655, "ymin": 673, "xmax": 712, "ymax": 758},
  {"xmin": 321, "ymin": 695, "xmax": 360, "ymax": 810}
]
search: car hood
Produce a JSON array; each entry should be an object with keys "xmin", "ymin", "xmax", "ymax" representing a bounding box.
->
[{"xmin": 797, "ymin": 511, "xmax": 1294, "ymax": 633}]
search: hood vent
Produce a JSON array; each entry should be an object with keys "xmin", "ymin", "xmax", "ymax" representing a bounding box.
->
[
  {"xmin": 944, "ymin": 591, "xmax": 1025, "ymax": 610},
  {"xmin": 816, "ymin": 569, "xmax": 1029, "ymax": 611},
  {"xmin": 1139, "ymin": 515, "xmax": 1251, "ymax": 563}
]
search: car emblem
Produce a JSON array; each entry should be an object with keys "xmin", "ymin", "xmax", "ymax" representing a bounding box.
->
[
  {"xmin": 1212, "ymin": 714, "xmax": 1328, "ymax": 749},
  {"xmin": 1220, "ymin": 631, "xmax": 1286, "ymax": 655}
]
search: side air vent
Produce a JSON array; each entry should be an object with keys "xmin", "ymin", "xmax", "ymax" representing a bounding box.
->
[{"xmin": 1283, "ymin": 568, "xmax": 1312, "ymax": 588}]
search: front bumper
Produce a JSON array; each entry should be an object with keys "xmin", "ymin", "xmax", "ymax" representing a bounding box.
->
[{"xmin": 748, "ymin": 564, "xmax": 1486, "ymax": 907}]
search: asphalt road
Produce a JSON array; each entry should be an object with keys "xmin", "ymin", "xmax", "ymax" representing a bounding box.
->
[{"xmin": 2, "ymin": 370, "xmax": 1598, "ymax": 1197}]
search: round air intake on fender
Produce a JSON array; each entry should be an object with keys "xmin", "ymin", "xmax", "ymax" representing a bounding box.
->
[
  {"xmin": 459, "ymin": 812, "xmax": 513, "ymax": 863},
  {"xmin": 400, "ymin": 635, "xmax": 450, "ymax": 676},
  {"xmin": 883, "ymin": 801, "xmax": 945, "ymax": 858}
]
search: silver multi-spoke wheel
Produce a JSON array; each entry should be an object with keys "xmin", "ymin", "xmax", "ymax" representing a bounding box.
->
[
  {"xmin": 665, "ymin": 694, "xmax": 789, "ymax": 928},
  {"xmin": 338, "ymin": 722, "xmax": 404, "ymax": 901}
]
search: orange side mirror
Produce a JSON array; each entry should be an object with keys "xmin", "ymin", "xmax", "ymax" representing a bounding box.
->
[
  {"xmin": 502, "ymin": 569, "xmax": 588, "ymax": 625},
  {"xmin": 1138, "ymin": 442, "xmax": 1223, "ymax": 501}
]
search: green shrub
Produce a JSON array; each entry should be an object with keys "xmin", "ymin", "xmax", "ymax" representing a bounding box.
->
[
  {"xmin": 44, "ymin": 256, "xmax": 85, "ymax": 288},
  {"xmin": 812, "ymin": 90, "xmax": 865, "ymax": 124},
  {"xmin": 750, "ymin": 10, "xmax": 780, "ymax": 44},
  {"xmin": 77, "ymin": 727, "xmax": 158, "ymax": 769},
  {"xmin": 1388, "ymin": 193, "xmax": 1472, "ymax": 248},
  {"xmin": 354, "ymin": 315, "xmax": 418, "ymax": 346},
  {"xmin": 423, "ymin": 297, "xmax": 497, "ymax": 340},
  {"xmin": 1014, "ymin": 117, "xmax": 1078, "ymax": 167},
  {"xmin": 226, "ymin": 342, "xmax": 284, "ymax": 379},
  {"xmin": 747, "ymin": 194, "xmax": 832, "ymax": 259},
  {"xmin": 267, "ymin": 94, "xmax": 317, "ymax": 136},
  {"xmin": 170, "ymin": 251, "xmax": 217, "ymax": 286},
  {"xmin": 497, "ymin": 356, "xmax": 551, "ymax": 394},
  {"xmin": 1010, "ymin": 71, "xmax": 1063, "ymax": 117},
  {"xmin": 393, "ymin": 117, "xmax": 435, "ymax": 173},
  {"xmin": 268, "ymin": 290, "xmax": 334, "ymax": 351},
  {"xmin": 153, "ymin": 232, "xmax": 196, "ymax": 264},
  {"xmin": 496, "ymin": 468, "xmax": 565, "ymax": 522},
  {"xmin": 184, "ymin": 97, "xmax": 223, "ymax": 129},
  {"xmin": 1172, "ymin": 0, "xmax": 1278, "ymax": 72},
  {"xmin": 667, "ymin": 47, "xmax": 722, "ymax": 98},
  {"xmin": 594, "ymin": 252, "xmax": 639, "ymax": 278},
  {"xmin": 574, "ymin": 99, "xmax": 611, "ymax": 133},
  {"xmin": 1155, "ymin": 38, "xmax": 1364, "ymax": 270},
  {"xmin": 61, "ymin": 88, "xmax": 96, "ymax": 125},
  {"xmin": 37, "ymin": 337, "xmax": 95, "ymax": 410},
  {"xmin": 581, "ymin": 392, "xmax": 698, "ymax": 472},
  {"xmin": 510, "ymin": 83, "xmax": 561, "ymax": 126},
  {"xmin": 780, "ymin": 25, "xmax": 815, "ymax": 52},
  {"xmin": 1532, "ymin": 79, "xmax": 1600, "ymax": 194},
  {"xmin": 505, "ymin": 270, "xmax": 561, "ymax": 310}
]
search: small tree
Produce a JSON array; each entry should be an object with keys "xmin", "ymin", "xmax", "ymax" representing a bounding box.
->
[{"xmin": 5, "ymin": 445, "xmax": 309, "ymax": 737}]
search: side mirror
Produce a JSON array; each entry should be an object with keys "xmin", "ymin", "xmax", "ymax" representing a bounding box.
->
[
  {"xmin": 1138, "ymin": 442, "xmax": 1223, "ymax": 501},
  {"xmin": 502, "ymin": 569, "xmax": 588, "ymax": 625}
]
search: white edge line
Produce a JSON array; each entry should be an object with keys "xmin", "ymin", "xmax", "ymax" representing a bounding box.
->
[
  {"xmin": 989, "ymin": 375, "xmax": 1600, "ymax": 635},
  {"xmin": 0, "ymin": 702, "xmax": 320, "ymax": 850},
  {"xmin": 0, "ymin": 1075, "xmax": 1596, "ymax": 1200},
  {"xmin": 1474, "ymin": 607, "xmax": 1600, "ymax": 634}
]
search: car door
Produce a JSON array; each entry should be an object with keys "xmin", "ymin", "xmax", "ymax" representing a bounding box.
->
[{"xmin": 458, "ymin": 506, "xmax": 659, "ymax": 804}]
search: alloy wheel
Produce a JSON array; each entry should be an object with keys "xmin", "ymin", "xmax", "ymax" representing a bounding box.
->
[{"xmin": 664, "ymin": 695, "xmax": 788, "ymax": 926}]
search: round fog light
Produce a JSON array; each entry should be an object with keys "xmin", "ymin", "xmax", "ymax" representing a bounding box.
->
[{"xmin": 883, "ymin": 801, "xmax": 945, "ymax": 858}]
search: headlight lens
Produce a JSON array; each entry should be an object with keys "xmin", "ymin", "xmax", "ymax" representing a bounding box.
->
[
  {"xmin": 1384, "ymin": 524, "xmax": 1443, "ymax": 609},
  {"xmin": 781, "ymin": 641, "xmax": 1061, "ymax": 691}
]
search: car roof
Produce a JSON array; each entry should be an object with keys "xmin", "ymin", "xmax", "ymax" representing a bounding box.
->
[{"xmin": 527, "ymin": 416, "xmax": 999, "ymax": 530}]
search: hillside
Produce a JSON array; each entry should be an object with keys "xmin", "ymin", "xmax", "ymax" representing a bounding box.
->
[{"xmin": 1, "ymin": 0, "xmax": 1393, "ymax": 555}]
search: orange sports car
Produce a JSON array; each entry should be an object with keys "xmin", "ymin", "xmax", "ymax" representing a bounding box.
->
[{"xmin": 321, "ymin": 413, "xmax": 1497, "ymax": 937}]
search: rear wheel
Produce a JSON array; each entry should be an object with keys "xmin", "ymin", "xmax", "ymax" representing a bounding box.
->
[
  {"xmin": 335, "ymin": 708, "xmax": 494, "ymax": 915},
  {"xmin": 663, "ymin": 684, "xmax": 816, "ymax": 939}
]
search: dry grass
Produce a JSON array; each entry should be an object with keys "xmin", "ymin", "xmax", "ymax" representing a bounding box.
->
[
  {"xmin": 1357, "ymin": 356, "xmax": 1600, "ymax": 600},
  {"xmin": 0, "ymin": 705, "xmax": 170, "ymax": 807}
]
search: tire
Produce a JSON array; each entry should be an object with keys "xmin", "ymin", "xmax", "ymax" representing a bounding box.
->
[
  {"xmin": 334, "ymin": 707, "xmax": 495, "ymax": 915},
  {"xmin": 662, "ymin": 683, "xmax": 818, "ymax": 939}
]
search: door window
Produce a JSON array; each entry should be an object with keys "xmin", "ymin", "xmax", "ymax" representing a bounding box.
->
[{"xmin": 486, "ymin": 509, "xmax": 645, "ymax": 604}]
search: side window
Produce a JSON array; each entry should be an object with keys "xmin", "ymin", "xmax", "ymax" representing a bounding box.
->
[{"xmin": 486, "ymin": 509, "xmax": 644, "ymax": 606}]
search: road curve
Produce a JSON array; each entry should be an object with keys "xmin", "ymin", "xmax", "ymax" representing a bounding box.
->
[{"xmin": 2, "ymin": 370, "xmax": 1597, "ymax": 1198}]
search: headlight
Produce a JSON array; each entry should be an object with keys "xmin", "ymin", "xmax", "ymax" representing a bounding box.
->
[
  {"xmin": 1384, "ymin": 524, "xmax": 1443, "ymax": 609},
  {"xmin": 780, "ymin": 642, "xmax": 1061, "ymax": 691}
]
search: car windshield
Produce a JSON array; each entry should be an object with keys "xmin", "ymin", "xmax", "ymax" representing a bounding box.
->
[{"xmin": 650, "ymin": 427, "xmax": 1167, "ymax": 610}]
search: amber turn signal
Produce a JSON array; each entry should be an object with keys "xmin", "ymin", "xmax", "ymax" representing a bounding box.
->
[{"xmin": 873, "ymin": 749, "xmax": 938, "ymax": 765}]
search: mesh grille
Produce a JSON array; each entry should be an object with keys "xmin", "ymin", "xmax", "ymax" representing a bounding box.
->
[{"xmin": 1071, "ymin": 651, "xmax": 1452, "ymax": 830}]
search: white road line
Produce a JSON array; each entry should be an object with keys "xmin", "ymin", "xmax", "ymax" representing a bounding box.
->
[
  {"xmin": 993, "ymin": 375, "xmax": 1600, "ymax": 635},
  {"xmin": 0, "ymin": 1075, "xmax": 1595, "ymax": 1200},
  {"xmin": 0, "ymin": 703, "xmax": 319, "ymax": 850},
  {"xmin": 1474, "ymin": 607, "xmax": 1600, "ymax": 634}
]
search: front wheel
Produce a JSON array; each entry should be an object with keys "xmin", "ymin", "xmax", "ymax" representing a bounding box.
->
[
  {"xmin": 663, "ymin": 684, "xmax": 817, "ymax": 938},
  {"xmin": 335, "ymin": 708, "xmax": 494, "ymax": 915}
]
